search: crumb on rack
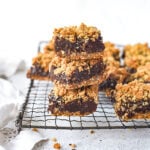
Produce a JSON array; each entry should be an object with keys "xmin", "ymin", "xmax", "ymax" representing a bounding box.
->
[
  {"xmin": 51, "ymin": 137, "xmax": 57, "ymax": 142},
  {"xmin": 32, "ymin": 128, "xmax": 38, "ymax": 132},
  {"xmin": 69, "ymin": 143, "xmax": 77, "ymax": 149},
  {"xmin": 53, "ymin": 143, "xmax": 61, "ymax": 149},
  {"xmin": 90, "ymin": 130, "xmax": 95, "ymax": 134}
]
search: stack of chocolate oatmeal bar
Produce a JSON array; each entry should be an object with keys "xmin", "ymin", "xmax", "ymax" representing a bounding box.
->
[{"xmin": 48, "ymin": 23, "xmax": 106, "ymax": 116}]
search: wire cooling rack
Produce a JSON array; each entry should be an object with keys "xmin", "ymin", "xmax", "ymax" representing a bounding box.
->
[
  {"xmin": 16, "ymin": 42, "xmax": 150, "ymax": 131},
  {"xmin": 16, "ymin": 79, "xmax": 150, "ymax": 131}
]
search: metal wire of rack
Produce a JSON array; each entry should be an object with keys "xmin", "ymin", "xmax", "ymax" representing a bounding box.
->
[{"xmin": 16, "ymin": 42, "xmax": 150, "ymax": 131}]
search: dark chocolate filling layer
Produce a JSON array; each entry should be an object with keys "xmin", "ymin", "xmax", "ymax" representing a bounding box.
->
[
  {"xmin": 99, "ymin": 75, "xmax": 128, "ymax": 91},
  {"xmin": 48, "ymin": 92, "xmax": 97, "ymax": 114},
  {"xmin": 29, "ymin": 63, "xmax": 49, "ymax": 77},
  {"xmin": 50, "ymin": 61, "xmax": 105, "ymax": 84},
  {"xmin": 54, "ymin": 36, "xmax": 105, "ymax": 54},
  {"xmin": 99, "ymin": 76, "xmax": 117, "ymax": 90},
  {"xmin": 116, "ymin": 99, "xmax": 150, "ymax": 118}
]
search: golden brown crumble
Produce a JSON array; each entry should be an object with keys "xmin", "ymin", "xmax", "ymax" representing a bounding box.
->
[
  {"xmin": 104, "ymin": 42, "xmax": 120, "ymax": 60},
  {"xmin": 124, "ymin": 43, "xmax": 150, "ymax": 68},
  {"xmin": 125, "ymin": 55, "xmax": 150, "ymax": 69},
  {"xmin": 104, "ymin": 56, "xmax": 120, "ymax": 68},
  {"xmin": 128, "ymin": 63, "xmax": 150, "ymax": 82},
  {"xmin": 103, "ymin": 42, "xmax": 120, "ymax": 68},
  {"xmin": 44, "ymin": 40, "xmax": 54, "ymax": 53},
  {"xmin": 49, "ymin": 55, "xmax": 103, "ymax": 76},
  {"xmin": 124, "ymin": 43, "xmax": 150, "ymax": 57},
  {"xmin": 32, "ymin": 50, "xmax": 55, "ymax": 72},
  {"xmin": 53, "ymin": 84, "xmax": 98, "ymax": 103},
  {"xmin": 115, "ymin": 80, "xmax": 150, "ymax": 102},
  {"xmin": 53, "ymin": 23, "xmax": 101, "ymax": 42}
]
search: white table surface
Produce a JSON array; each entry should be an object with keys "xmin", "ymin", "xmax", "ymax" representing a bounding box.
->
[{"xmin": 8, "ymin": 71, "xmax": 150, "ymax": 150}]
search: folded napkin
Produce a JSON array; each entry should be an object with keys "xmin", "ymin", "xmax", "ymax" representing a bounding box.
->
[
  {"xmin": 0, "ymin": 78, "xmax": 20, "ymax": 129},
  {"xmin": 0, "ymin": 56, "xmax": 48, "ymax": 150},
  {"xmin": 0, "ymin": 56, "xmax": 26, "ymax": 78}
]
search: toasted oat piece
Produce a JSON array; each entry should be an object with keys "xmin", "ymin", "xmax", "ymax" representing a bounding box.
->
[
  {"xmin": 123, "ymin": 43, "xmax": 150, "ymax": 71},
  {"xmin": 52, "ymin": 23, "xmax": 105, "ymax": 60},
  {"xmin": 27, "ymin": 50, "xmax": 55, "ymax": 80},
  {"xmin": 48, "ymin": 85, "xmax": 99, "ymax": 116},
  {"xmin": 49, "ymin": 56, "xmax": 106, "ymax": 89},
  {"xmin": 114, "ymin": 80, "xmax": 150, "ymax": 120}
]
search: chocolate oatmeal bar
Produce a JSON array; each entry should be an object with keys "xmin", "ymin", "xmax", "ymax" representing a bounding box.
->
[
  {"xmin": 27, "ymin": 50, "xmax": 55, "ymax": 80},
  {"xmin": 52, "ymin": 23, "xmax": 105, "ymax": 60},
  {"xmin": 114, "ymin": 80, "xmax": 150, "ymax": 120},
  {"xmin": 123, "ymin": 43, "xmax": 150, "ymax": 72},
  {"xmin": 48, "ymin": 85, "xmax": 99, "ymax": 116},
  {"xmin": 49, "ymin": 56, "xmax": 106, "ymax": 89}
]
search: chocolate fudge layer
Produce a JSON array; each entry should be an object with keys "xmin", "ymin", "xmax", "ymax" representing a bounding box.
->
[
  {"xmin": 27, "ymin": 63, "xmax": 50, "ymax": 80},
  {"xmin": 123, "ymin": 43, "xmax": 150, "ymax": 71},
  {"xmin": 114, "ymin": 81, "xmax": 150, "ymax": 120},
  {"xmin": 49, "ymin": 56, "xmax": 106, "ymax": 89},
  {"xmin": 99, "ymin": 41, "xmax": 122, "ymax": 92},
  {"xmin": 48, "ymin": 85, "xmax": 98, "ymax": 116},
  {"xmin": 27, "ymin": 50, "xmax": 55, "ymax": 80},
  {"xmin": 53, "ymin": 23, "xmax": 105, "ymax": 60}
]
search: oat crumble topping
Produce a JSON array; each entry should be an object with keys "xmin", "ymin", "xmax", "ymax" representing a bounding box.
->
[
  {"xmin": 49, "ymin": 56, "xmax": 103, "ymax": 76},
  {"xmin": 115, "ymin": 80, "xmax": 150, "ymax": 102},
  {"xmin": 129, "ymin": 63, "xmax": 150, "ymax": 82},
  {"xmin": 124, "ymin": 43, "xmax": 150, "ymax": 57},
  {"xmin": 52, "ymin": 85, "xmax": 98, "ymax": 103},
  {"xmin": 53, "ymin": 23, "xmax": 101, "ymax": 42}
]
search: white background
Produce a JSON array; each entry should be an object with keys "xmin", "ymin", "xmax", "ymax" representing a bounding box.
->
[{"xmin": 0, "ymin": 0, "xmax": 150, "ymax": 63}]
